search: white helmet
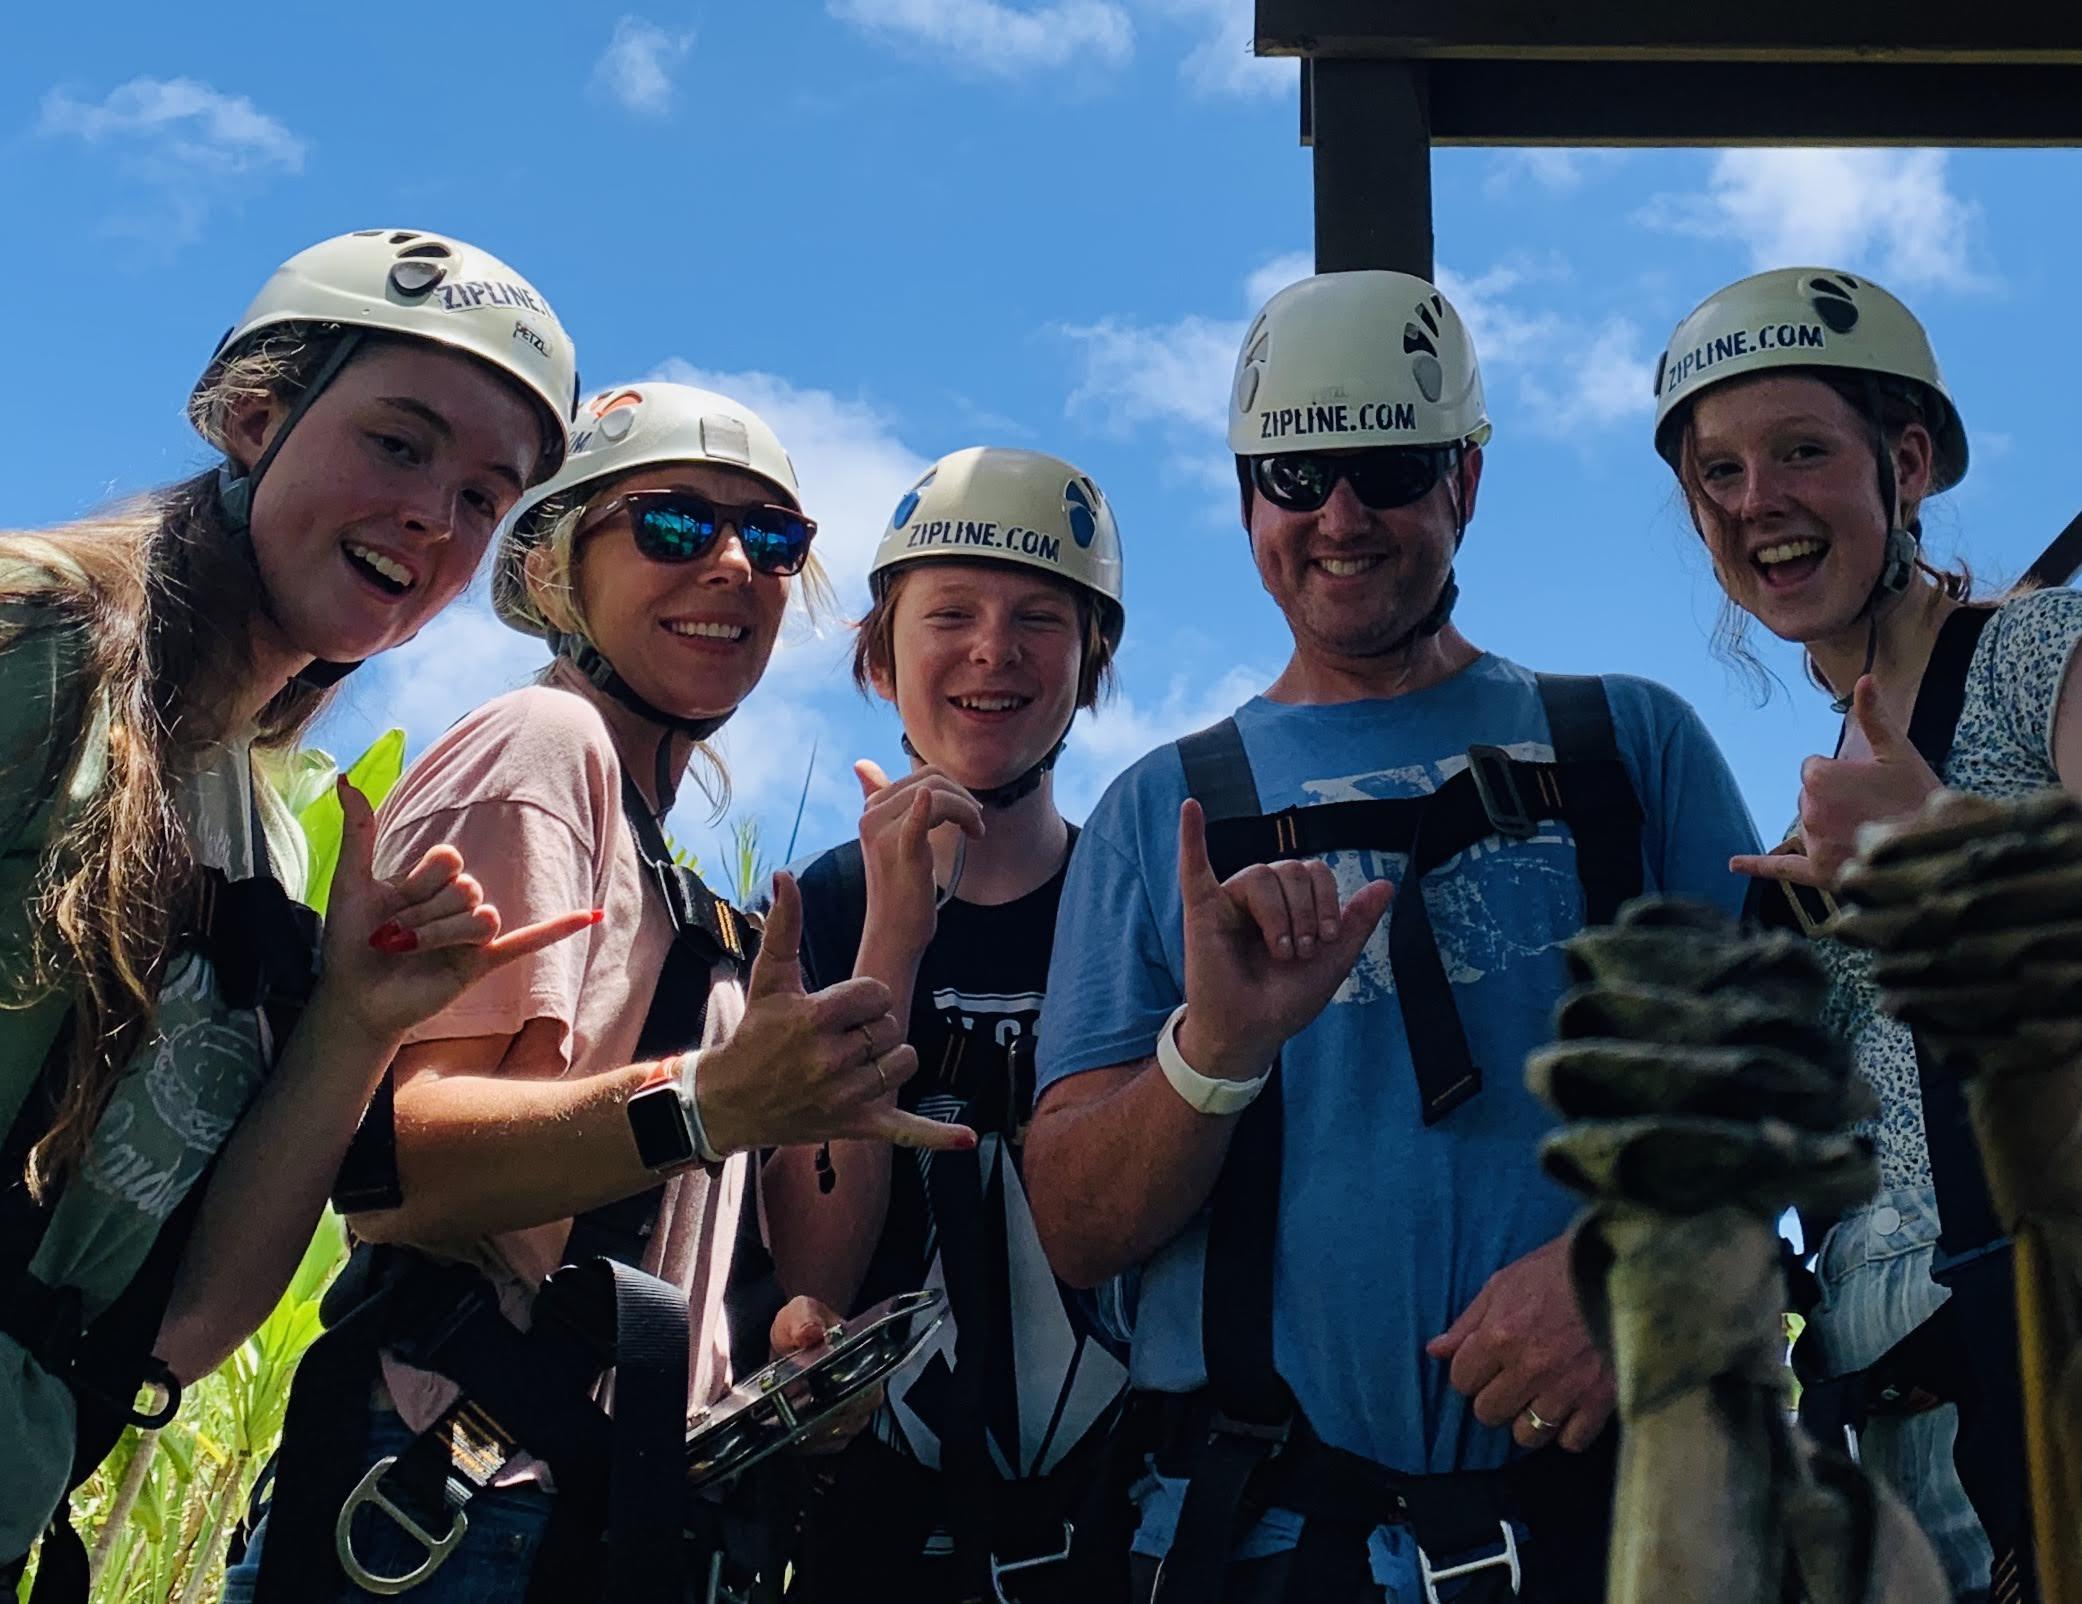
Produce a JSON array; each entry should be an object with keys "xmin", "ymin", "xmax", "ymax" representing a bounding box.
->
[
  {"xmin": 868, "ymin": 446, "xmax": 1125, "ymax": 650},
  {"xmin": 491, "ymin": 380, "xmax": 802, "ymax": 639},
  {"xmin": 198, "ymin": 227, "xmax": 580, "ymax": 477},
  {"xmin": 1229, "ymin": 271, "xmax": 1492, "ymax": 456},
  {"xmin": 1652, "ymin": 268, "xmax": 1967, "ymax": 491}
]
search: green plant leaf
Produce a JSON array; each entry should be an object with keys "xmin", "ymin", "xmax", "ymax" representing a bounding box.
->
[{"xmin": 295, "ymin": 728, "xmax": 407, "ymax": 914}]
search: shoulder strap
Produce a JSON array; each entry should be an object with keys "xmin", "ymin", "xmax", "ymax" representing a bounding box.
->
[
  {"xmin": 1177, "ymin": 717, "xmax": 1262, "ymax": 822},
  {"xmin": 1534, "ymin": 673, "xmax": 1644, "ymax": 926},
  {"xmin": 795, "ymin": 840, "xmax": 868, "ymax": 995},
  {"xmin": 1906, "ymin": 605, "xmax": 1996, "ymax": 777}
]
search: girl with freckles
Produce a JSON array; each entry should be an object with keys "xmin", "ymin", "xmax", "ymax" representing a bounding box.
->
[
  {"xmin": 0, "ymin": 228, "xmax": 599, "ymax": 1588},
  {"xmin": 1656, "ymin": 267, "xmax": 2082, "ymax": 1601}
]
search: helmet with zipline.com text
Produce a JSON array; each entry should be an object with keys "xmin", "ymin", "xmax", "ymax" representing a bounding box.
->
[
  {"xmin": 1652, "ymin": 267, "xmax": 1967, "ymax": 492},
  {"xmin": 870, "ymin": 446, "xmax": 1124, "ymax": 652},
  {"xmin": 1229, "ymin": 270, "xmax": 1492, "ymax": 457},
  {"xmin": 195, "ymin": 228, "xmax": 580, "ymax": 479}
]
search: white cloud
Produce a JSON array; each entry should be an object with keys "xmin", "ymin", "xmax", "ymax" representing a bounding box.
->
[
  {"xmin": 1483, "ymin": 150, "xmax": 1624, "ymax": 198},
  {"xmin": 1059, "ymin": 659, "xmax": 1268, "ymax": 818},
  {"xmin": 589, "ymin": 16, "xmax": 696, "ymax": 117},
  {"xmin": 1243, "ymin": 249, "xmax": 1313, "ymax": 312},
  {"xmin": 36, "ymin": 77, "xmax": 304, "ymax": 242},
  {"xmin": 830, "ymin": 0, "xmax": 1134, "ymax": 74},
  {"xmin": 1640, "ymin": 149, "xmax": 1988, "ymax": 292},
  {"xmin": 1135, "ymin": 0, "xmax": 1288, "ymax": 99}
]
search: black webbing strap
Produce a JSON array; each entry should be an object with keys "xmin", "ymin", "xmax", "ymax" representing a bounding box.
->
[
  {"xmin": 1179, "ymin": 682, "xmax": 1640, "ymax": 1126},
  {"xmin": 1165, "ymin": 680, "xmax": 1637, "ymax": 1598},
  {"xmin": 921, "ymin": 1139, "xmax": 996, "ymax": 1597},
  {"xmin": 1900, "ymin": 606, "xmax": 2007, "ymax": 1272}
]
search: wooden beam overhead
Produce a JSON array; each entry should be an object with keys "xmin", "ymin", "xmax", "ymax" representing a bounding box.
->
[
  {"xmin": 1423, "ymin": 60, "xmax": 2082, "ymax": 146},
  {"xmin": 1257, "ymin": 0, "xmax": 2082, "ymax": 64}
]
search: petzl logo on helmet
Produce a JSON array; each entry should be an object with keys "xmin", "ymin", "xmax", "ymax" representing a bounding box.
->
[
  {"xmin": 1064, "ymin": 478, "xmax": 1100, "ymax": 549},
  {"xmin": 891, "ymin": 470, "xmax": 936, "ymax": 531}
]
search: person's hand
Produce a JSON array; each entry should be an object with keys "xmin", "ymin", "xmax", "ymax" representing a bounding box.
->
[
  {"xmin": 695, "ymin": 873, "xmax": 977, "ymax": 1156},
  {"xmin": 1427, "ymin": 1234, "xmax": 1614, "ymax": 1453},
  {"xmin": 854, "ymin": 759, "xmax": 985, "ymax": 959},
  {"xmin": 1730, "ymin": 676, "xmax": 1941, "ymax": 890},
  {"xmin": 316, "ymin": 778, "xmax": 601, "ymax": 1046},
  {"xmin": 770, "ymin": 1296, "xmax": 882, "ymax": 1456},
  {"xmin": 1171, "ymin": 799, "xmax": 1393, "ymax": 1081}
]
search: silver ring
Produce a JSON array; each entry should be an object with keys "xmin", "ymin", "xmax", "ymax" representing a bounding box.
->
[
  {"xmin": 1523, "ymin": 1406, "xmax": 1556, "ymax": 1434},
  {"xmin": 873, "ymin": 1059, "xmax": 890, "ymax": 1097}
]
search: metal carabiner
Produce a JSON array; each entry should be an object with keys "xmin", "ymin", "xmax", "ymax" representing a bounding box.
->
[
  {"xmin": 991, "ymin": 1521, "xmax": 1075, "ymax": 1602},
  {"xmin": 335, "ymin": 1455, "xmax": 469, "ymax": 1596}
]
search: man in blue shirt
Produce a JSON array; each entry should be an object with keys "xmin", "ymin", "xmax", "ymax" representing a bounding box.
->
[{"xmin": 1025, "ymin": 270, "xmax": 1761, "ymax": 1603}]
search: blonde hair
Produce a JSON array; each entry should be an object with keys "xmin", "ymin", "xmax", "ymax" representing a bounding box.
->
[
  {"xmin": 520, "ymin": 482, "xmax": 834, "ymax": 820},
  {"xmin": 4, "ymin": 326, "xmax": 354, "ymax": 1194}
]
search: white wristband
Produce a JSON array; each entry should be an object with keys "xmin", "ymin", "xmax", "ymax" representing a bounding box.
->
[
  {"xmin": 1155, "ymin": 1004, "xmax": 1270, "ymax": 1116},
  {"xmin": 673, "ymin": 1051, "xmax": 728, "ymax": 1164}
]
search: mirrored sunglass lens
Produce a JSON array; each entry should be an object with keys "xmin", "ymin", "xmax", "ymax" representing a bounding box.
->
[
  {"xmin": 1263, "ymin": 457, "xmax": 1333, "ymax": 507},
  {"xmin": 1347, "ymin": 454, "xmax": 1441, "ymax": 509},
  {"xmin": 741, "ymin": 512, "xmax": 811, "ymax": 573},
  {"xmin": 636, "ymin": 502, "xmax": 718, "ymax": 560}
]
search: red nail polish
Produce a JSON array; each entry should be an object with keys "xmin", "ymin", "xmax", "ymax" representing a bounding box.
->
[
  {"xmin": 589, "ymin": 908, "xmax": 606, "ymax": 925},
  {"xmin": 369, "ymin": 923, "xmax": 419, "ymax": 954}
]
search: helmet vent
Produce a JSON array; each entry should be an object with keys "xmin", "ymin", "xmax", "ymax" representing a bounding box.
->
[
  {"xmin": 1065, "ymin": 478, "xmax": 1100, "ymax": 549},
  {"xmin": 388, "ymin": 231, "xmax": 421, "ymax": 245},
  {"xmin": 396, "ymin": 241, "xmax": 454, "ymax": 261},
  {"xmin": 1652, "ymin": 349, "xmax": 1668, "ymax": 399},
  {"xmin": 351, "ymin": 228, "xmax": 385, "ymax": 238},
  {"xmin": 1806, "ymin": 275, "xmax": 1860, "ymax": 335},
  {"xmin": 1416, "ymin": 302, "xmax": 1441, "ymax": 337},
  {"xmin": 389, "ymin": 260, "xmax": 446, "ymax": 297}
]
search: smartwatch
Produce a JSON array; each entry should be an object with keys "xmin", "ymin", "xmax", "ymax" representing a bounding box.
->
[{"xmin": 627, "ymin": 1062, "xmax": 701, "ymax": 1173}]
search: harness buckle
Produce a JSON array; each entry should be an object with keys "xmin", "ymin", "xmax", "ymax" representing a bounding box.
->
[
  {"xmin": 991, "ymin": 1520, "xmax": 1075, "ymax": 1600},
  {"xmin": 1204, "ymin": 1408, "xmax": 1291, "ymax": 1455},
  {"xmin": 1417, "ymin": 1519, "xmax": 1521, "ymax": 1603},
  {"xmin": 1466, "ymin": 746, "xmax": 1537, "ymax": 841},
  {"xmin": 335, "ymin": 1454, "xmax": 468, "ymax": 1596}
]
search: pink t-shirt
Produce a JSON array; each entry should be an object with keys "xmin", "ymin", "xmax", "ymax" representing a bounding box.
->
[{"xmin": 372, "ymin": 667, "xmax": 748, "ymax": 1449}]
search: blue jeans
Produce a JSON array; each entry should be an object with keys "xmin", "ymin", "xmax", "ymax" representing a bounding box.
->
[
  {"xmin": 222, "ymin": 1410, "xmax": 555, "ymax": 1604},
  {"xmin": 1810, "ymin": 1184, "xmax": 1992, "ymax": 1600}
]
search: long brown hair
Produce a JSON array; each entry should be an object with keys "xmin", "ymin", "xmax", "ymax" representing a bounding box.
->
[{"xmin": 4, "ymin": 326, "xmax": 350, "ymax": 1194}]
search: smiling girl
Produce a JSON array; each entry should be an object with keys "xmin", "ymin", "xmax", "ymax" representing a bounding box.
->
[
  {"xmin": 1655, "ymin": 267, "xmax": 2082, "ymax": 1601},
  {"xmin": 769, "ymin": 447, "xmax": 1133, "ymax": 1603},
  {"xmin": 0, "ymin": 228, "xmax": 596, "ymax": 1592}
]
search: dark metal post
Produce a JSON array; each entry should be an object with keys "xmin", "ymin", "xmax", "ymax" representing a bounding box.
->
[{"xmin": 1310, "ymin": 58, "xmax": 1434, "ymax": 277}]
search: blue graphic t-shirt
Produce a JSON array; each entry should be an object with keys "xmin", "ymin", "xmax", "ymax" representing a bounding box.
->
[{"xmin": 1034, "ymin": 654, "xmax": 1759, "ymax": 1564}]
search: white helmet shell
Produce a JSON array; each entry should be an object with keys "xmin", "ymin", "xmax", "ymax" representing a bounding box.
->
[
  {"xmin": 1653, "ymin": 267, "xmax": 1967, "ymax": 491},
  {"xmin": 492, "ymin": 380, "xmax": 802, "ymax": 638},
  {"xmin": 197, "ymin": 228, "xmax": 579, "ymax": 478},
  {"xmin": 869, "ymin": 446, "xmax": 1124, "ymax": 650},
  {"xmin": 1229, "ymin": 271, "xmax": 1492, "ymax": 456}
]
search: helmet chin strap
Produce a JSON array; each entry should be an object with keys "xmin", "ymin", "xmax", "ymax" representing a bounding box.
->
[
  {"xmin": 214, "ymin": 330, "xmax": 366, "ymax": 691},
  {"xmin": 1364, "ymin": 444, "xmax": 1468, "ymax": 661},
  {"xmin": 899, "ymin": 728, "xmax": 1068, "ymax": 810},
  {"xmin": 548, "ymin": 631, "xmax": 736, "ymax": 813},
  {"xmin": 1826, "ymin": 380, "xmax": 1920, "ymax": 715}
]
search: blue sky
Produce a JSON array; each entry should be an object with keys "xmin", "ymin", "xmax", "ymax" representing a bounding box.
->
[{"xmin": 8, "ymin": 4, "xmax": 2082, "ymax": 888}]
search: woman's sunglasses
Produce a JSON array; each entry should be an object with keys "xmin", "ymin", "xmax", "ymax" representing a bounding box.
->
[
  {"xmin": 1251, "ymin": 447, "xmax": 1457, "ymax": 514},
  {"xmin": 580, "ymin": 489, "xmax": 817, "ymax": 577}
]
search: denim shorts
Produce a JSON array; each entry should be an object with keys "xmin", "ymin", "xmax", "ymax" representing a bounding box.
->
[
  {"xmin": 221, "ymin": 1410, "xmax": 555, "ymax": 1604},
  {"xmin": 1809, "ymin": 1184, "xmax": 1992, "ymax": 1600}
]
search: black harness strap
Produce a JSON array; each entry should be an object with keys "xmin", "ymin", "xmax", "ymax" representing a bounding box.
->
[
  {"xmin": 3, "ymin": 781, "xmax": 320, "ymax": 1592},
  {"xmin": 264, "ymin": 765, "xmax": 759, "ymax": 1603},
  {"xmin": 1159, "ymin": 679, "xmax": 1638, "ymax": 1600}
]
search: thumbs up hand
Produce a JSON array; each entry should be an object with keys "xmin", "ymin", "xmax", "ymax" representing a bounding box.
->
[
  {"xmin": 693, "ymin": 873, "xmax": 977, "ymax": 1156},
  {"xmin": 1730, "ymin": 676, "xmax": 1943, "ymax": 890}
]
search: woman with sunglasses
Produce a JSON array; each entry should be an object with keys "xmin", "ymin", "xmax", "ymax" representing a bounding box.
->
[
  {"xmin": 1, "ymin": 227, "xmax": 601, "ymax": 1594},
  {"xmin": 1652, "ymin": 267, "xmax": 2082, "ymax": 1601},
  {"xmin": 230, "ymin": 381, "xmax": 973, "ymax": 1604},
  {"xmin": 763, "ymin": 447, "xmax": 1133, "ymax": 1603}
]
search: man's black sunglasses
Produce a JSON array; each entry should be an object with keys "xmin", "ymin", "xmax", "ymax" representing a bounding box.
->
[{"xmin": 1250, "ymin": 446, "xmax": 1458, "ymax": 514}]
